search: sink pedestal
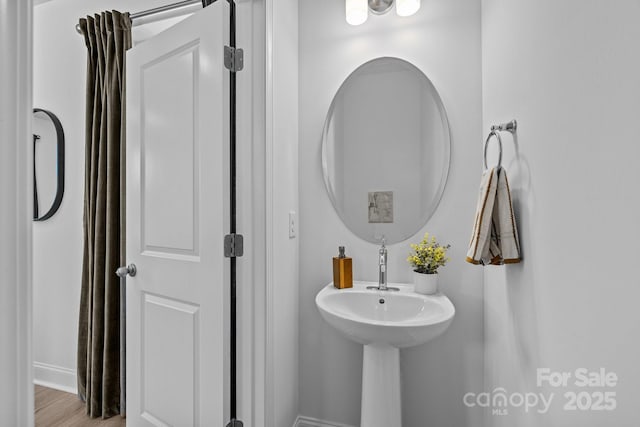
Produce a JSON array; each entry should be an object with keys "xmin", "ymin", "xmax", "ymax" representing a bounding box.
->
[
  {"xmin": 361, "ymin": 344, "xmax": 401, "ymax": 427},
  {"xmin": 316, "ymin": 282, "xmax": 455, "ymax": 427}
]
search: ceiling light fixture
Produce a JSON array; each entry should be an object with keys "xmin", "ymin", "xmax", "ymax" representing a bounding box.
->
[
  {"xmin": 346, "ymin": 0, "xmax": 369, "ymax": 26},
  {"xmin": 346, "ymin": 0, "xmax": 421, "ymax": 25},
  {"xmin": 368, "ymin": 0, "xmax": 394, "ymax": 14},
  {"xmin": 395, "ymin": 0, "xmax": 421, "ymax": 17}
]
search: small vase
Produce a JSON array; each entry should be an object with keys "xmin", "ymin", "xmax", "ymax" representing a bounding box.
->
[{"xmin": 413, "ymin": 271, "xmax": 438, "ymax": 295}]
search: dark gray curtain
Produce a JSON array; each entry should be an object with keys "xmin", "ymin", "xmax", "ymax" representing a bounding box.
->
[{"xmin": 77, "ymin": 10, "xmax": 131, "ymax": 419}]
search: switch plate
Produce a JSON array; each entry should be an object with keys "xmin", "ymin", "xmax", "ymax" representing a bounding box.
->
[{"xmin": 289, "ymin": 211, "xmax": 296, "ymax": 238}]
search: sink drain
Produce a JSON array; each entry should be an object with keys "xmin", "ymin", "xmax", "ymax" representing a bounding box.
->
[{"xmin": 379, "ymin": 299, "xmax": 385, "ymax": 304}]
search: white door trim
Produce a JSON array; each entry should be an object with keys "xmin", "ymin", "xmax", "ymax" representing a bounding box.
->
[
  {"xmin": 0, "ymin": 0, "xmax": 33, "ymax": 426},
  {"xmin": 243, "ymin": 0, "xmax": 270, "ymax": 425},
  {"xmin": 233, "ymin": 0, "xmax": 269, "ymax": 425},
  {"xmin": 264, "ymin": 0, "xmax": 276, "ymax": 425}
]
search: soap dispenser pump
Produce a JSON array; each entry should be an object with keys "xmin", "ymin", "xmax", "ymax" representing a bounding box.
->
[{"xmin": 333, "ymin": 246, "xmax": 353, "ymax": 289}]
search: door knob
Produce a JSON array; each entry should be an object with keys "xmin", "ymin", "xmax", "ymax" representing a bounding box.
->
[{"xmin": 116, "ymin": 264, "xmax": 137, "ymax": 278}]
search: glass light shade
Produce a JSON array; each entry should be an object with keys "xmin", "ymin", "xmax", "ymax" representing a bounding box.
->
[
  {"xmin": 346, "ymin": 0, "xmax": 368, "ymax": 25},
  {"xmin": 396, "ymin": 0, "xmax": 420, "ymax": 16}
]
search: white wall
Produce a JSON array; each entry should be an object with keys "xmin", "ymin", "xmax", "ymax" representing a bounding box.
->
[
  {"xmin": 482, "ymin": 1, "xmax": 640, "ymax": 426},
  {"xmin": 32, "ymin": 0, "xmax": 194, "ymax": 393},
  {"xmin": 298, "ymin": 0, "xmax": 484, "ymax": 426}
]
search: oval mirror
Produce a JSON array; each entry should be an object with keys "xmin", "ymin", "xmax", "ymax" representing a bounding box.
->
[
  {"xmin": 33, "ymin": 108, "xmax": 65, "ymax": 221},
  {"xmin": 322, "ymin": 57, "xmax": 451, "ymax": 244}
]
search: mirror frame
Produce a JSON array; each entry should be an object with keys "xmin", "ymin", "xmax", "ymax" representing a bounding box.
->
[
  {"xmin": 33, "ymin": 108, "xmax": 65, "ymax": 222},
  {"xmin": 321, "ymin": 57, "xmax": 451, "ymax": 244}
]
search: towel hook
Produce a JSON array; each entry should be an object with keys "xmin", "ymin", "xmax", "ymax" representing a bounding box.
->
[{"xmin": 483, "ymin": 130, "xmax": 503, "ymax": 170}]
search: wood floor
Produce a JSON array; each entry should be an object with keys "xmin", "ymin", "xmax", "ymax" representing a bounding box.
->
[{"xmin": 35, "ymin": 385, "xmax": 126, "ymax": 427}]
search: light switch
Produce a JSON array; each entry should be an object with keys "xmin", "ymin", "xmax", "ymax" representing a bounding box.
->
[{"xmin": 289, "ymin": 211, "xmax": 296, "ymax": 238}]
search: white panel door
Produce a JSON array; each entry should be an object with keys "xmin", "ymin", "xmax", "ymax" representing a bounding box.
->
[{"xmin": 126, "ymin": 3, "xmax": 227, "ymax": 426}]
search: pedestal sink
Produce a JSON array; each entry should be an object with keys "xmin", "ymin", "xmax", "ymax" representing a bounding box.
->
[{"xmin": 315, "ymin": 281, "xmax": 455, "ymax": 427}]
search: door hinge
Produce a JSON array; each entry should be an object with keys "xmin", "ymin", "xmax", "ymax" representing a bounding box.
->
[
  {"xmin": 224, "ymin": 46, "xmax": 244, "ymax": 72},
  {"xmin": 224, "ymin": 233, "xmax": 244, "ymax": 258}
]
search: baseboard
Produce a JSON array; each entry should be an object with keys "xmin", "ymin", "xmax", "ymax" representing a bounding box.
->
[
  {"xmin": 33, "ymin": 361, "xmax": 77, "ymax": 395},
  {"xmin": 293, "ymin": 415, "xmax": 357, "ymax": 427}
]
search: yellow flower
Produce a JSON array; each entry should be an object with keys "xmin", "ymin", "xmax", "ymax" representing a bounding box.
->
[{"xmin": 407, "ymin": 232, "xmax": 450, "ymax": 273}]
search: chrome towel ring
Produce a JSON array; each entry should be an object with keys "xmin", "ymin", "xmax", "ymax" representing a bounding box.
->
[
  {"xmin": 483, "ymin": 130, "xmax": 503, "ymax": 170},
  {"xmin": 483, "ymin": 119, "xmax": 517, "ymax": 170}
]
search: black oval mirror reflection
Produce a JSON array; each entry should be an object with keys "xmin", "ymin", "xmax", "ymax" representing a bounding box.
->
[{"xmin": 33, "ymin": 108, "xmax": 65, "ymax": 221}]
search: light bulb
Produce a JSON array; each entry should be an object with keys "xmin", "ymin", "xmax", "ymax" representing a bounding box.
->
[
  {"xmin": 346, "ymin": 0, "xmax": 368, "ymax": 25},
  {"xmin": 396, "ymin": 0, "xmax": 420, "ymax": 17}
]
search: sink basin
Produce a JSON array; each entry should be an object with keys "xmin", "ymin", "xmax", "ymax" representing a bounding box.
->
[
  {"xmin": 316, "ymin": 282, "xmax": 455, "ymax": 348},
  {"xmin": 315, "ymin": 281, "xmax": 455, "ymax": 427}
]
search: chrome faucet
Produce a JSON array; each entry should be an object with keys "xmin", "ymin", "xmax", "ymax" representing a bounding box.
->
[
  {"xmin": 378, "ymin": 238, "xmax": 388, "ymax": 290},
  {"xmin": 367, "ymin": 237, "xmax": 399, "ymax": 291}
]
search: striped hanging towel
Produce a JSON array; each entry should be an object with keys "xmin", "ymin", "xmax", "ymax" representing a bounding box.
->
[{"xmin": 466, "ymin": 166, "xmax": 521, "ymax": 265}]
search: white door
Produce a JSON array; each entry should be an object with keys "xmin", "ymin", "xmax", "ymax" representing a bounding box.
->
[{"xmin": 126, "ymin": 3, "xmax": 228, "ymax": 426}]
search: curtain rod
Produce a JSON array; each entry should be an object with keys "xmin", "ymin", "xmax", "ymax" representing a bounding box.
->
[{"xmin": 75, "ymin": 0, "xmax": 205, "ymax": 34}]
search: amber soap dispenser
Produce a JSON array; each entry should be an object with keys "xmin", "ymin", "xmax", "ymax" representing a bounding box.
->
[{"xmin": 333, "ymin": 246, "xmax": 353, "ymax": 289}]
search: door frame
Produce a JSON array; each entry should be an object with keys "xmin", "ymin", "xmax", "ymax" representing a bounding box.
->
[
  {"xmin": 239, "ymin": 0, "xmax": 269, "ymax": 425},
  {"xmin": 4, "ymin": 0, "xmax": 278, "ymax": 425},
  {"xmin": 0, "ymin": 0, "xmax": 34, "ymax": 425},
  {"xmin": 224, "ymin": 0, "xmax": 288, "ymax": 426}
]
